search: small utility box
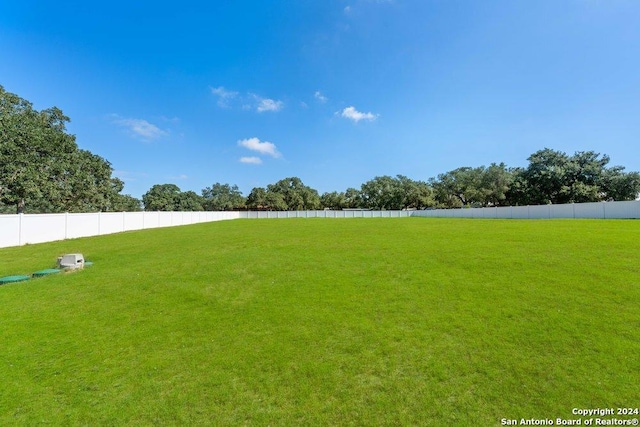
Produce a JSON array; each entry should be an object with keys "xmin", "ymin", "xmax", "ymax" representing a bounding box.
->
[{"xmin": 58, "ymin": 254, "xmax": 85, "ymax": 270}]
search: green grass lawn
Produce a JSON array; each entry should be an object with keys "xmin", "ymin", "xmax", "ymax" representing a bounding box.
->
[{"xmin": 1, "ymin": 218, "xmax": 639, "ymax": 425}]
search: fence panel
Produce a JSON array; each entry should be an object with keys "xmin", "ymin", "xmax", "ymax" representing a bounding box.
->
[
  {"xmin": 549, "ymin": 204, "xmax": 575, "ymax": 219},
  {"xmin": 100, "ymin": 213, "xmax": 126, "ymax": 235},
  {"xmin": 20, "ymin": 214, "xmax": 66, "ymax": 245},
  {"xmin": 604, "ymin": 201, "xmax": 640, "ymax": 218},
  {"xmin": 527, "ymin": 205, "xmax": 548, "ymax": 219},
  {"xmin": 573, "ymin": 202, "xmax": 605, "ymax": 219},
  {"xmin": 495, "ymin": 207, "xmax": 510, "ymax": 219},
  {"xmin": 169, "ymin": 212, "xmax": 182, "ymax": 226},
  {"xmin": 157, "ymin": 213, "xmax": 171, "ymax": 227},
  {"xmin": 64, "ymin": 213, "xmax": 100, "ymax": 239},
  {"xmin": 507, "ymin": 206, "xmax": 526, "ymax": 219},
  {"xmin": 181, "ymin": 212, "xmax": 193, "ymax": 225},
  {"xmin": 145, "ymin": 212, "xmax": 161, "ymax": 229},
  {"xmin": 0, "ymin": 215, "xmax": 21, "ymax": 247},
  {"xmin": 190, "ymin": 212, "xmax": 199, "ymax": 224},
  {"xmin": 468, "ymin": 208, "xmax": 481, "ymax": 218},
  {"xmin": 124, "ymin": 212, "xmax": 145, "ymax": 231}
]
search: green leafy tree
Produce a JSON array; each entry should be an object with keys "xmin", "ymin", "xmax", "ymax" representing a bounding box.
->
[
  {"xmin": 202, "ymin": 183, "xmax": 245, "ymax": 210},
  {"xmin": 520, "ymin": 148, "xmax": 572, "ymax": 204},
  {"xmin": 246, "ymin": 187, "xmax": 288, "ymax": 210},
  {"xmin": 266, "ymin": 177, "xmax": 320, "ymax": 210},
  {"xmin": 397, "ymin": 175, "xmax": 434, "ymax": 209},
  {"xmin": 505, "ymin": 149, "xmax": 640, "ymax": 205},
  {"xmin": 246, "ymin": 187, "xmax": 267, "ymax": 210},
  {"xmin": 110, "ymin": 193, "xmax": 142, "ymax": 211},
  {"xmin": 504, "ymin": 167, "xmax": 531, "ymax": 206},
  {"xmin": 518, "ymin": 148, "xmax": 625, "ymax": 204},
  {"xmin": 344, "ymin": 187, "xmax": 363, "ymax": 209},
  {"xmin": 175, "ymin": 191, "xmax": 204, "ymax": 211},
  {"xmin": 360, "ymin": 175, "xmax": 434, "ymax": 210},
  {"xmin": 360, "ymin": 175, "xmax": 403, "ymax": 210},
  {"xmin": 430, "ymin": 167, "xmax": 485, "ymax": 208},
  {"xmin": 600, "ymin": 167, "xmax": 640, "ymax": 201},
  {"xmin": 264, "ymin": 191, "xmax": 288, "ymax": 211},
  {"xmin": 1, "ymin": 86, "xmax": 76, "ymax": 213},
  {"xmin": 59, "ymin": 150, "xmax": 124, "ymax": 212},
  {"xmin": 142, "ymin": 184, "xmax": 183, "ymax": 211},
  {"xmin": 320, "ymin": 191, "xmax": 347, "ymax": 210},
  {"xmin": 479, "ymin": 163, "xmax": 514, "ymax": 206},
  {"xmin": 1, "ymin": 85, "xmax": 130, "ymax": 213},
  {"xmin": 431, "ymin": 164, "xmax": 514, "ymax": 208}
]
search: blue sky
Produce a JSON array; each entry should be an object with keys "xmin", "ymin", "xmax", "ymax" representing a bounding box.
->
[{"xmin": 1, "ymin": 0, "xmax": 639, "ymax": 198}]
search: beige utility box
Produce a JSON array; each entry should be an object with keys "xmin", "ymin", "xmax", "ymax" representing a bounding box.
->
[{"xmin": 58, "ymin": 254, "xmax": 85, "ymax": 269}]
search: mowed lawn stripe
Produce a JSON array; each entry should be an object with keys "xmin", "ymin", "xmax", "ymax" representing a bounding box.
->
[{"xmin": 0, "ymin": 218, "xmax": 638, "ymax": 425}]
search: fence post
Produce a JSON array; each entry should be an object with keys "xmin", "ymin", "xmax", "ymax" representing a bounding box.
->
[{"xmin": 18, "ymin": 213, "xmax": 23, "ymax": 246}]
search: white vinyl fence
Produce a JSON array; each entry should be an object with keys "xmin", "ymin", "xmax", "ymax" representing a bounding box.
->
[
  {"xmin": 411, "ymin": 200, "xmax": 640, "ymax": 220},
  {"xmin": 0, "ymin": 211, "xmax": 240, "ymax": 248},
  {"xmin": 1, "ymin": 201, "xmax": 639, "ymax": 249},
  {"xmin": 239, "ymin": 210, "xmax": 410, "ymax": 219}
]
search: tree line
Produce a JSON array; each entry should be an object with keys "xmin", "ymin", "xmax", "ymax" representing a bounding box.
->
[
  {"xmin": 2, "ymin": 85, "xmax": 639, "ymax": 214},
  {"xmin": 144, "ymin": 152, "xmax": 640, "ymax": 212}
]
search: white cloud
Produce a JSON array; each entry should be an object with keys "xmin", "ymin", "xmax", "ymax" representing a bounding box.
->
[
  {"xmin": 210, "ymin": 86, "xmax": 238, "ymax": 107},
  {"xmin": 112, "ymin": 116, "xmax": 168, "ymax": 140},
  {"xmin": 314, "ymin": 91, "xmax": 328, "ymax": 103},
  {"xmin": 255, "ymin": 96, "xmax": 284, "ymax": 113},
  {"xmin": 340, "ymin": 106, "xmax": 378, "ymax": 123},
  {"xmin": 211, "ymin": 87, "xmax": 283, "ymax": 112},
  {"xmin": 238, "ymin": 137, "xmax": 281, "ymax": 158},
  {"xmin": 344, "ymin": 5, "xmax": 352, "ymax": 13},
  {"xmin": 239, "ymin": 156, "xmax": 263, "ymax": 165}
]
